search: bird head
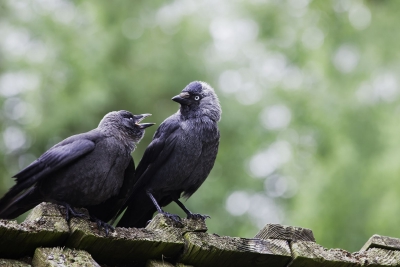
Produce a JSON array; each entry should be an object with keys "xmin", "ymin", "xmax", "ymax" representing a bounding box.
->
[
  {"xmin": 99, "ymin": 111, "xmax": 154, "ymax": 148},
  {"xmin": 172, "ymin": 81, "xmax": 221, "ymax": 122}
]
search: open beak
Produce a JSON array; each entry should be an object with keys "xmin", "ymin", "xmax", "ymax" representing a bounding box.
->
[
  {"xmin": 134, "ymin": 114, "xmax": 155, "ymax": 129},
  {"xmin": 172, "ymin": 92, "xmax": 191, "ymax": 105}
]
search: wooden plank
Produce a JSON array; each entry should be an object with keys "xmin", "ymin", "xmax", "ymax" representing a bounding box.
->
[
  {"xmin": 0, "ymin": 259, "xmax": 31, "ymax": 267},
  {"xmin": 0, "ymin": 203, "xmax": 70, "ymax": 259},
  {"xmin": 32, "ymin": 247, "xmax": 100, "ymax": 267},
  {"xmin": 146, "ymin": 260, "xmax": 175, "ymax": 267},
  {"xmin": 180, "ymin": 217, "xmax": 208, "ymax": 233},
  {"xmin": 145, "ymin": 213, "xmax": 208, "ymax": 233},
  {"xmin": 179, "ymin": 232, "xmax": 291, "ymax": 267},
  {"xmin": 360, "ymin": 235, "xmax": 400, "ymax": 252},
  {"xmin": 255, "ymin": 223, "xmax": 315, "ymax": 242},
  {"xmin": 143, "ymin": 216, "xmax": 207, "ymax": 267},
  {"xmin": 289, "ymin": 240, "xmax": 360, "ymax": 267},
  {"xmin": 145, "ymin": 260, "xmax": 194, "ymax": 267},
  {"xmin": 353, "ymin": 247, "xmax": 400, "ymax": 266},
  {"xmin": 175, "ymin": 263, "xmax": 194, "ymax": 267},
  {"xmin": 65, "ymin": 214, "xmax": 186, "ymax": 264}
]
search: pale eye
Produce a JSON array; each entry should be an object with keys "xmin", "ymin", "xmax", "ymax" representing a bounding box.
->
[
  {"xmin": 129, "ymin": 117, "xmax": 133, "ymax": 120},
  {"xmin": 194, "ymin": 96, "xmax": 200, "ymax": 101}
]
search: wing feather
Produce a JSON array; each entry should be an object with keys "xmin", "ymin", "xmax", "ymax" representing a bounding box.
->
[{"xmin": 0, "ymin": 138, "xmax": 95, "ymax": 213}]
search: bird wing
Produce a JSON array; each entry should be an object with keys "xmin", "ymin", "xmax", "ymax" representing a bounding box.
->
[
  {"xmin": 13, "ymin": 138, "xmax": 95, "ymax": 193},
  {"xmin": 0, "ymin": 136, "xmax": 96, "ymax": 217},
  {"xmin": 134, "ymin": 121, "xmax": 180, "ymax": 184},
  {"xmin": 115, "ymin": 120, "xmax": 180, "ymax": 226}
]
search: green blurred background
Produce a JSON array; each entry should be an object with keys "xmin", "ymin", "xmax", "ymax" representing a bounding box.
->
[{"xmin": 1, "ymin": 0, "xmax": 399, "ymax": 252}]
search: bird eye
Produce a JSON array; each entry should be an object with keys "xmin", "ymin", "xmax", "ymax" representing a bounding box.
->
[
  {"xmin": 129, "ymin": 117, "xmax": 133, "ymax": 120},
  {"xmin": 194, "ymin": 96, "xmax": 200, "ymax": 101}
]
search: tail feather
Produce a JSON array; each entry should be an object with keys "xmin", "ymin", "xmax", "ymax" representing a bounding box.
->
[
  {"xmin": 0, "ymin": 187, "xmax": 43, "ymax": 219},
  {"xmin": 116, "ymin": 191, "xmax": 156, "ymax": 228}
]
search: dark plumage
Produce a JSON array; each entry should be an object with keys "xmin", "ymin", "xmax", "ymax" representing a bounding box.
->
[
  {"xmin": 117, "ymin": 81, "xmax": 221, "ymax": 228},
  {"xmin": 0, "ymin": 110, "xmax": 154, "ymax": 232}
]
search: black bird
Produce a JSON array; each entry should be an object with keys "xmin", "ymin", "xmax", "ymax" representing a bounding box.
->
[
  {"xmin": 117, "ymin": 81, "xmax": 221, "ymax": 228},
  {"xmin": 0, "ymin": 110, "xmax": 154, "ymax": 232}
]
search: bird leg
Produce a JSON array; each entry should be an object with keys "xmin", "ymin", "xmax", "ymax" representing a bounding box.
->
[
  {"xmin": 59, "ymin": 202, "xmax": 88, "ymax": 222},
  {"xmin": 90, "ymin": 215, "xmax": 115, "ymax": 236},
  {"xmin": 174, "ymin": 199, "xmax": 210, "ymax": 220},
  {"xmin": 60, "ymin": 203, "xmax": 114, "ymax": 236},
  {"xmin": 146, "ymin": 191, "xmax": 181, "ymax": 223}
]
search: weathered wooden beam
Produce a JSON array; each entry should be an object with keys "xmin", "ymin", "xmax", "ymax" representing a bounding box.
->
[
  {"xmin": 289, "ymin": 240, "xmax": 360, "ymax": 267},
  {"xmin": 353, "ymin": 247, "xmax": 400, "ymax": 266},
  {"xmin": 146, "ymin": 260, "xmax": 194, "ymax": 267},
  {"xmin": 65, "ymin": 214, "xmax": 187, "ymax": 264},
  {"xmin": 0, "ymin": 258, "xmax": 31, "ymax": 267},
  {"xmin": 6, "ymin": 202, "xmax": 400, "ymax": 267},
  {"xmin": 145, "ymin": 213, "xmax": 208, "ymax": 235},
  {"xmin": 32, "ymin": 247, "xmax": 100, "ymax": 267},
  {"xmin": 178, "ymin": 232, "xmax": 291, "ymax": 267},
  {"xmin": 0, "ymin": 203, "xmax": 70, "ymax": 259},
  {"xmin": 360, "ymin": 235, "xmax": 400, "ymax": 252},
  {"xmin": 180, "ymin": 217, "xmax": 208, "ymax": 233},
  {"xmin": 255, "ymin": 223, "xmax": 315, "ymax": 242},
  {"xmin": 146, "ymin": 259, "xmax": 175, "ymax": 267}
]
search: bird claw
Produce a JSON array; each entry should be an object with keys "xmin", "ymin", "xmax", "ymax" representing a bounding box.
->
[
  {"xmin": 93, "ymin": 218, "xmax": 115, "ymax": 236},
  {"xmin": 161, "ymin": 211, "xmax": 182, "ymax": 224},
  {"xmin": 187, "ymin": 213, "xmax": 210, "ymax": 220},
  {"xmin": 60, "ymin": 203, "xmax": 88, "ymax": 221}
]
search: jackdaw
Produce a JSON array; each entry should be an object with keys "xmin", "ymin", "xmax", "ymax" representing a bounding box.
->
[
  {"xmin": 117, "ymin": 81, "xmax": 221, "ymax": 228},
  {"xmin": 0, "ymin": 110, "xmax": 154, "ymax": 232}
]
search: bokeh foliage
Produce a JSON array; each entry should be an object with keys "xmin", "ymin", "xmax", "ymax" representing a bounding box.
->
[{"xmin": 0, "ymin": 0, "xmax": 399, "ymax": 252}]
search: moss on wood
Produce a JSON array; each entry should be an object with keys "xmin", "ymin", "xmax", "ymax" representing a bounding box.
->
[
  {"xmin": 1, "ymin": 203, "xmax": 400, "ymax": 267},
  {"xmin": 145, "ymin": 260, "xmax": 194, "ymax": 267},
  {"xmin": 289, "ymin": 240, "xmax": 360, "ymax": 267},
  {"xmin": 0, "ymin": 203, "xmax": 69, "ymax": 259},
  {"xmin": 179, "ymin": 232, "xmax": 291, "ymax": 267},
  {"xmin": 360, "ymin": 235, "xmax": 400, "ymax": 252},
  {"xmin": 65, "ymin": 215, "xmax": 185, "ymax": 264},
  {"xmin": 32, "ymin": 247, "xmax": 100, "ymax": 267},
  {"xmin": 255, "ymin": 223, "xmax": 315, "ymax": 242},
  {"xmin": 0, "ymin": 258, "xmax": 31, "ymax": 267},
  {"xmin": 353, "ymin": 247, "xmax": 400, "ymax": 266},
  {"xmin": 146, "ymin": 259, "xmax": 175, "ymax": 267}
]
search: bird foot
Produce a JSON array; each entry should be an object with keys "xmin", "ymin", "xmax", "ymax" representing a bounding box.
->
[
  {"xmin": 91, "ymin": 217, "xmax": 115, "ymax": 236},
  {"xmin": 60, "ymin": 203, "xmax": 88, "ymax": 221},
  {"xmin": 187, "ymin": 213, "xmax": 210, "ymax": 221},
  {"xmin": 161, "ymin": 211, "xmax": 182, "ymax": 224}
]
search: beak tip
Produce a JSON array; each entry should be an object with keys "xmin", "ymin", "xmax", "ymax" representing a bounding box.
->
[{"xmin": 139, "ymin": 123, "xmax": 155, "ymax": 129}]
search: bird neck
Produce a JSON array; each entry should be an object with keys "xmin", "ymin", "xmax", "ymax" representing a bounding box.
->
[
  {"xmin": 179, "ymin": 106, "xmax": 221, "ymax": 122},
  {"xmin": 99, "ymin": 126, "xmax": 136, "ymax": 153}
]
